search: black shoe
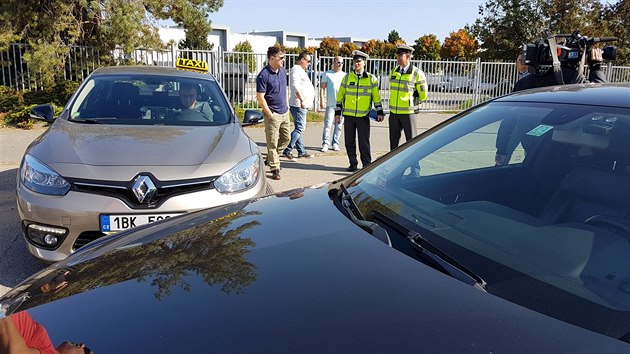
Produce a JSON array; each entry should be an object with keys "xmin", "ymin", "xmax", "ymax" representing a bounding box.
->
[
  {"xmin": 298, "ymin": 152, "xmax": 314, "ymax": 158},
  {"xmin": 270, "ymin": 170, "xmax": 281, "ymax": 180},
  {"xmin": 346, "ymin": 165, "xmax": 358, "ymax": 172},
  {"xmin": 282, "ymin": 151, "xmax": 296, "ymax": 161}
]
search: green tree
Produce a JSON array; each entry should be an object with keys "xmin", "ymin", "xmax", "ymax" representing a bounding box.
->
[
  {"xmin": 318, "ymin": 37, "xmax": 340, "ymax": 56},
  {"xmin": 386, "ymin": 30, "xmax": 403, "ymax": 44},
  {"xmin": 413, "ymin": 34, "xmax": 441, "ymax": 60},
  {"xmin": 540, "ymin": 0, "xmax": 604, "ymax": 36},
  {"xmin": 340, "ymin": 42, "xmax": 358, "ymax": 57},
  {"xmin": 469, "ymin": 0, "xmax": 544, "ymax": 61},
  {"xmin": 0, "ymin": 0, "xmax": 224, "ymax": 85},
  {"xmin": 225, "ymin": 40, "xmax": 256, "ymax": 72},
  {"xmin": 440, "ymin": 29, "xmax": 479, "ymax": 60},
  {"xmin": 604, "ymin": 0, "xmax": 630, "ymax": 64},
  {"xmin": 361, "ymin": 39, "xmax": 396, "ymax": 58}
]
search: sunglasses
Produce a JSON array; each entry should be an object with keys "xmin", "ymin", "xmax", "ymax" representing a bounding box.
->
[
  {"xmin": 335, "ymin": 61, "xmax": 343, "ymax": 64},
  {"xmin": 275, "ymin": 56, "xmax": 285, "ymax": 60}
]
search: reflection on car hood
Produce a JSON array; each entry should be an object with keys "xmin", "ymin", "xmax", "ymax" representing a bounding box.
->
[
  {"xmin": 28, "ymin": 119, "xmax": 253, "ymax": 168},
  {"xmin": 1, "ymin": 186, "xmax": 627, "ymax": 352}
]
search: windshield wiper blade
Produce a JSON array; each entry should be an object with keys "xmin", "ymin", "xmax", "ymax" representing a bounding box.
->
[
  {"xmin": 372, "ymin": 210, "xmax": 487, "ymax": 291},
  {"xmin": 337, "ymin": 184, "xmax": 392, "ymax": 246},
  {"xmin": 70, "ymin": 118, "xmax": 104, "ymax": 124}
]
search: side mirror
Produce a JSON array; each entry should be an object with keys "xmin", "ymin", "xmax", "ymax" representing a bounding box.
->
[
  {"xmin": 242, "ymin": 110, "xmax": 263, "ymax": 126},
  {"xmin": 29, "ymin": 104, "xmax": 55, "ymax": 123}
]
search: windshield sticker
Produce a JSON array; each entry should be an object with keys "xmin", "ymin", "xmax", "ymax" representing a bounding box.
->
[{"xmin": 526, "ymin": 124, "xmax": 554, "ymax": 137}]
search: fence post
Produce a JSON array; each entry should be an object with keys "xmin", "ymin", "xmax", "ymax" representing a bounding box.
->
[
  {"xmin": 170, "ymin": 44, "xmax": 177, "ymax": 67},
  {"xmin": 312, "ymin": 50, "xmax": 319, "ymax": 111},
  {"xmin": 606, "ymin": 62, "xmax": 613, "ymax": 82},
  {"xmin": 473, "ymin": 58, "xmax": 482, "ymax": 106}
]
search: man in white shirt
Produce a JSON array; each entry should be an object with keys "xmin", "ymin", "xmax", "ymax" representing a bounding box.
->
[
  {"xmin": 283, "ymin": 51, "xmax": 315, "ymax": 160},
  {"xmin": 319, "ymin": 56, "xmax": 346, "ymax": 152}
]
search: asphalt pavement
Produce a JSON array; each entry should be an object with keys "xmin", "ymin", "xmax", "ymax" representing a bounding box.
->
[{"xmin": 0, "ymin": 112, "xmax": 452, "ymax": 297}]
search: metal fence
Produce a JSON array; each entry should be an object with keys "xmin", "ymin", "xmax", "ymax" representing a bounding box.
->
[{"xmin": 1, "ymin": 43, "xmax": 628, "ymax": 113}]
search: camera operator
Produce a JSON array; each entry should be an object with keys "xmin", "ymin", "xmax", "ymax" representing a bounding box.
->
[{"xmin": 494, "ymin": 47, "xmax": 607, "ymax": 166}]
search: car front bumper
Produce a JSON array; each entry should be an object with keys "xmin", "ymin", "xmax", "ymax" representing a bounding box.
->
[{"xmin": 16, "ymin": 177, "xmax": 268, "ymax": 262}]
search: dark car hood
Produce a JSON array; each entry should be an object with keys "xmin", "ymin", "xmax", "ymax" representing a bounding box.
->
[
  {"xmin": 1, "ymin": 186, "xmax": 627, "ymax": 353},
  {"xmin": 27, "ymin": 118, "xmax": 254, "ymax": 167}
]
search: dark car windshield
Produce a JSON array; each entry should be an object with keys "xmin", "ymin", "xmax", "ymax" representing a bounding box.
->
[
  {"xmin": 68, "ymin": 74, "xmax": 231, "ymax": 125},
  {"xmin": 347, "ymin": 99, "xmax": 630, "ymax": 339}
]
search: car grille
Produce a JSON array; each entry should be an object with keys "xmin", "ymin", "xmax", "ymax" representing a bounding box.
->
[
  {"xmin": 67, "ymin": 174, "xmax": 217, "ymax": 209},
  {"xmin": 73, "ymin": 231, "xmax": 106, "ymax": 250}
]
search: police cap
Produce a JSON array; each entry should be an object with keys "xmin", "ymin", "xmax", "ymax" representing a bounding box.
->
[
  {"xmin": 352, "ymin": 50, "xmax": 369, "ymax": 61},
  {"xmin": 396, "ymin": 44, "xmax": 414, "ymax": 55}
]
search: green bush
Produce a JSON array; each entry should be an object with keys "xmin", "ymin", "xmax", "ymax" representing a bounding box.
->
[
  {"xmin": 5, "ymin": 104, "xmax": 38, "ymax": 129},
  {"xmin": 22, "ymin": 80, "xmax": 79, "ymax": 106},
  {"xmin": 0, "ymin": 86, "xmax": 24, "ymax": 113},
  {"xmin": 1, "ymin": 80, "xmax": 77, "ymax": 129}
]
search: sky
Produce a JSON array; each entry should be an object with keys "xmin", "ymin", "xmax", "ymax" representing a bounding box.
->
[{"xmin": 207, "ymin": 0, "xmax": 486, "ymax": 44}]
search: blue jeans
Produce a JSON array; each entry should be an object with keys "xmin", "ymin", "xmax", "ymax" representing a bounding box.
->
[
  {"xmin": 322, "ymin": 106, "xmax": 343, "ymax": 146},
  {"xmin": 284, "ymin": 106, "xmax": 307, "ymax": 156}
]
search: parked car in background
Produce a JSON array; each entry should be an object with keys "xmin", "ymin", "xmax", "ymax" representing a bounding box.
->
[
  {"xmin": 2, "ymin": 83, "xmax": 630, "ymax": 352},
  {"xmin": 16, "ymin": 63, "xmax": 270, "ymax": 262}
]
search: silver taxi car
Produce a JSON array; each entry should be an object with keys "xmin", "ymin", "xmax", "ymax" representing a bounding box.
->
[{"xmin": 17, "ymin": 64, "xmax": 270, "ymax": 262}]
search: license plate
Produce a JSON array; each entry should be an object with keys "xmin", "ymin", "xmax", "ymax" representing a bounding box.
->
[{"xmin": 100, "ymin": 213, "xmax": 183, "ymax": 232}]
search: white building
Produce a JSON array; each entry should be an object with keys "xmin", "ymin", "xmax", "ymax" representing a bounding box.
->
[{"xmin": 159, "ymin": 25, "xmax": 329, "ymax": 53}]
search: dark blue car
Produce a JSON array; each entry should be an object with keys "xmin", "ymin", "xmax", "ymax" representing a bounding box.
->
[{"xmin": 2, "ymin": 83, "xmax": 630, "ymax": 352}]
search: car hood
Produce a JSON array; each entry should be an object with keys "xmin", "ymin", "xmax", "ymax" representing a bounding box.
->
[
  {"xmin": 1, "ymin": 185, "xmax": 627, "ymax": 352},
  {"xmin": 26, "ymin": 119, "xmax": 255, "ymax": 179}
]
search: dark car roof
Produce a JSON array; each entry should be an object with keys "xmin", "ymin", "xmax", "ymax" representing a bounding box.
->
[
  {"xmin": 89, "ymin": 65, "xmax": 218, "ymax": 81},
  {"xmin": 3, "ymin": 187, "xmax": 628, "ymax": 352},
  {"xmin": 495, "ymin": 82, "xmax": 630, "ymax": 108}
]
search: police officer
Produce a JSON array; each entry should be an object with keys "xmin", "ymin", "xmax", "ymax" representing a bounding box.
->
[
  {"xmin": 335, "ymin": 50, "xmax": 384, "ymax": 172},
  {"xmin": 388, "ymin": 44, "xmax": 428, "ymax": 150}
]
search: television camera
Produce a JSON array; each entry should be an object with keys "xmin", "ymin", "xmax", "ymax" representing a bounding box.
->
[{"xmin": 522, "ymin": 31, "xmax": 617, "ymax": 84}]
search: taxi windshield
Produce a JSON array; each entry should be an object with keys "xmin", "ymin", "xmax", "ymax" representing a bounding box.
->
[{"xmin": 68, "ymin": 74, "xmax": 231, "ymax": 125}]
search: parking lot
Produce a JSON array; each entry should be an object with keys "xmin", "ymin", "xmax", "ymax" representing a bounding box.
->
[{"xmin": 0, "ymin": 113, "xmax": 450, "ymax": 296}]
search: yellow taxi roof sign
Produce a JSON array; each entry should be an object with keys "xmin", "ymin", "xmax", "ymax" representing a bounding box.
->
[{"xmin": 176, "ymin": 58, "xmax": 208, "ymax": 73}]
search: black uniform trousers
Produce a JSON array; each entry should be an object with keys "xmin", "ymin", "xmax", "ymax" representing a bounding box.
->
[
  {"xmin": 389, "ymin": 113, "xmax": 414, "ymax": 150},
  {"xmin": 344, "ymin": 115, "xmax": 371, "ymax": 167}
]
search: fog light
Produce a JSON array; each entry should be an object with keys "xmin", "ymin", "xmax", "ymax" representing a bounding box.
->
[
  {"xmin": 25, "ymin": 223, "xmax": 68, "ymax": 249},
  {"xmin": 44, "ymin": 234, "xmax": 58, "ymax": 245}
]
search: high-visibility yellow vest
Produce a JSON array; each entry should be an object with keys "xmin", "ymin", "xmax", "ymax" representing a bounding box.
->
[
  {"xmin": 388, "ymin": 66, "xmax": 428, "ymax": 114},
  {"xmin": 335, "ymin": 71, "xmax": 383, "ymax": 118}
]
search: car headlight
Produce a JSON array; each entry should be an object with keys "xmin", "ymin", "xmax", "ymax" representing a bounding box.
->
[
  {"xmin": 214, "ymin": 154, "xmax": 260, "ymax": 193},
  {"xmin": 20, "ymin": 154, "xmax": 71, "ymax": 196}
]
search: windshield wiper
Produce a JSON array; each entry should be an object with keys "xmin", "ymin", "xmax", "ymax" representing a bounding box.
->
[
  {"xmin": 372, "ymin": 210, "xmax": 487, "ymax": 291},
  {"xmin": 337, "ymin": 184, "xmax": 392, "ymax": 246},
  {"xmin": 70, "ymin": 118, "xmax": 105, "ymax": 124}
]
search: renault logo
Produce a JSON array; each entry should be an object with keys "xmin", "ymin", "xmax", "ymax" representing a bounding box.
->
[{"xmin": 132, "ymin": 175, "xmax": 157, "ymax": 204}]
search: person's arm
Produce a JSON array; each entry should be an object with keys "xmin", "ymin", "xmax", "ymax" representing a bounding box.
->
[
  {"xmin": 588, "ymin": 48, "xmax": 607, "ymax": 83},
  {"xmin": 255, "ymin": 74, "xmax": 273, "ymax": 118},
  {"xmin": 289, "ymin": 67, "xmax": 306, "ymax": 108},
  {"xmin": 370, "ymin": 75, "xmax": 384, "ymax": 122},
  {"xmin": 334, "ymin": 74, "xmax": 347, "ymax": 123},
  {"xmin": 495, "ymin": 118, "xmax": 518, "ymax": 165},
  {"xmin": 319, "ymin": 77, "xmax": 327, "ymax": 110},
  {"xmin": 256, "ymin": 92, "xmax": 273, "ymax": 118},
  {"xmin": 415, "ymin": 69, "xmax": 428, "ymax": 103},
  {"xmin": 0, "ymin": 314, "xmax": 51, "ymax": 354}
]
